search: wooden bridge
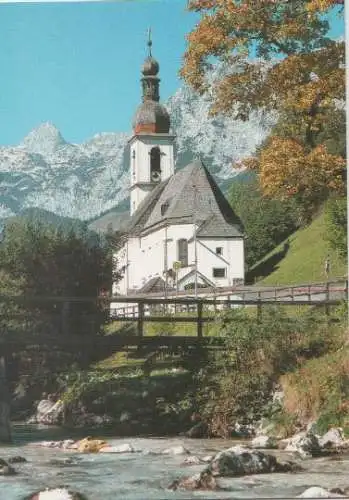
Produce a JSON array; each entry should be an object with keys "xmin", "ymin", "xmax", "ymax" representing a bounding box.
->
[
  {"xmin": 0, "ymin": 279, "xmax": 347, "ymax": 443},
  {"xmin": 0, "ymin": 278, "xmax": 347, "ymax": 350}
]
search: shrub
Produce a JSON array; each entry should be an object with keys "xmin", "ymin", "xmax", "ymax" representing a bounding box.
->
[
  {"xmin": 325, "ymin": 196, "xmax": 347, "ymax": 260},
  {"xmin": 281, "ymin": 348, "xmax": 349, "ymax": 432},
  {"xmin": 193, "ymin": 305, "xmax": 346, "ymax": 437}
]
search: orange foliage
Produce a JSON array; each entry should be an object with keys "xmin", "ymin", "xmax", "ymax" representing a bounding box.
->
[
  {"xmin": 306, "ymin": 0, "xmax": 344, "ymax": 13},
  {"xmin": 257, "ymin": 137, "xmax": 345, "ymax": 202},
  {"xmin": 181, "ymin": 0, "xmax": 345, "ymax": 202}
]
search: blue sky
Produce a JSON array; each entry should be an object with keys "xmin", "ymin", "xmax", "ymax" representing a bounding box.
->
[{"xmin": 0, "ymin": 0, "xmax": 344, "ymax": 146}]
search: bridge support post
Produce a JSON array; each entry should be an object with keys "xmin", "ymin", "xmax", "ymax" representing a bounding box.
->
[
  {"xmin": 137, "ymin": 302, "xmax": 144, "ymax": 338},
  {"xmin": 197, "ymin": 302, "xmax": 203, "ymax": 339},
  {"xmin": 0, "ymin": 354, "xmax": 12, "ymax": 443}
]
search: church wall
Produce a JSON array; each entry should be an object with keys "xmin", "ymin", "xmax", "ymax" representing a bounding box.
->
[
  {"xmin": 132, "ymin": 224, "xmax": 195, "ymax": 290},
  {"xmin": 196, "ymin": 238, "xmax": 244, "ymax": 287},
  {"xmin": 113, "ymin": 225, "xmax": 245, "ymax": 295}
]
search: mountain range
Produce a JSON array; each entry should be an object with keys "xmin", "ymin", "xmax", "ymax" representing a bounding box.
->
[{"xmin": 0, "ymin": 82, "xmax": 275, "ymax": 223}]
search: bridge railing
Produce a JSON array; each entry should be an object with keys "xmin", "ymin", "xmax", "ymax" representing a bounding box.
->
[{"xmin": 0, "ymin": 283, "xmax": 346, "ymax": 343}]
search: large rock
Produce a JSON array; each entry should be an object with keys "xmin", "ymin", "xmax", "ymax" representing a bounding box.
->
[
  {"xmin": 251, "ymin": 435, "xmax": 278, "ymax": 449},
  {"xmin": 319, "ymin": 428, "xmax": 345, "ymax": 450},
  {"xmin": 207, "ymin": 445, "xmax": 299, "ymax": 477},
  {"xmin": 0, "ymin": 458, "xmax": 16, "ymax": 475},
  {"xmin": 298, "ymin": 487, "xmax": 348, "ymax": 498},
  {"xmin": 28, "ymin": 399, "xmax": 64, "ymax": 426},
  {"xmin": 24, "ymin": 488, "xmax": 88, "ymax": 499},
  {"xmin": 168, "ymin": 470, "xmax": 219, "ymax": 491},
  {"xmin": 77, "ymin": 437, "xmax": 108, "ymax": 453},
  {"xmin": 284, "ymin": 431, "xmax": 322, "ymax": 458},
  {"xmin": 29, "ymin": 399, "xmax": 113, "ymax": 428}
]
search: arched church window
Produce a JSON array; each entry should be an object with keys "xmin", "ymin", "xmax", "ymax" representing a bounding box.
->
[
  {"xmin": 177, "ymin": 238, "xmax": 188, "ymax": 267},
  {"xmin": 150, "ymin": 146, "xmax": 161, "ymax": 183}
]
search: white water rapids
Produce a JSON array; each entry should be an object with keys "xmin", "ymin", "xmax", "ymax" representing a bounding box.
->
[{"xmin": 1, "ymin": 425, "xmax": 348, "ymax": 500}]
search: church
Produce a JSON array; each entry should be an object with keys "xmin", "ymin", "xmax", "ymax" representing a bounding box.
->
[{"xmin": 112, "ymin": 37, "xmax": 245, "ymax": 297}]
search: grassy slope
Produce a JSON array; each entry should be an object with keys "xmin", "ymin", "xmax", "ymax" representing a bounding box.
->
[{"xmin": 249, "ymin": 210, "xmax": 347, "ymax": 285}]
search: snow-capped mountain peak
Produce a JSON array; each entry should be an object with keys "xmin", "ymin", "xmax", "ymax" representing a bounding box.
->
[
  {"xmin": 20, "ymin": 122, "xmax": 67, "ymax": 156},
  {"xmin": 0, "ymin": 75, "xmax": 275, "ymax": 222}
]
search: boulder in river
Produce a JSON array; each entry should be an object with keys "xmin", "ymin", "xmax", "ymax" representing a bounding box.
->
[
  {"xmin": 168, "ymin": 470, "xmax": 219, "ymax": 491},
  {"xmin": 298, "ymin": 486, "xmax": 348, "ymax": 498},
  {"xmin": 0, "ymin": 458, "xmax": 17, "ymax": 475},
  {"xmin": 77, "ymin": 437, "xmax": 108, "ymax": 453},
  {"xmin": 283, "ymin": 431, "xmax": 322, "ymax": 458},
  {"xmin": 319, "ymin": 428, "xmax": 346, "ymax": 450},
  {"xmin": 251, "ymin": 435, "xmax": 278, "ymax": 449},
  {"xmin": 207, "ymin": 445, "xmax": 300, "ymax": 477},
  {"xmin": 24, "ymin": 488, "xmax": 88, "ymax": 499}
]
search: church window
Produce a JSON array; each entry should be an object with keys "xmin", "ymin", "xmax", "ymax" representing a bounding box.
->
[
  {"xmin": 177, "ymin": 238, "xmax": 188, "ymax": 267},
  {"xmin": 216, "ymin": 247, "xmax": 223, "ymax": 255},
  {"xmin": 150, "ymin": 146, "xmax": 161, "ymax": 183},
  {"xmin": 161, "ymin": 201, "xmax": 169, "ymax": 216},
  {"xmin": 213, "ymin": 268, "xmax": 226, "ymax": 278}
]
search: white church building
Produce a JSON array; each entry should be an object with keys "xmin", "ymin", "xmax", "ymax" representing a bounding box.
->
[{"xmin": 112, "ymin": 38, "xmax": 245, "ymax": 297}]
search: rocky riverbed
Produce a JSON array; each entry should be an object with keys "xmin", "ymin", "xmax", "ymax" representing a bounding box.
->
[{"xmin": 1, "ymin": 424, "xmax": 349, "ymax": 500}]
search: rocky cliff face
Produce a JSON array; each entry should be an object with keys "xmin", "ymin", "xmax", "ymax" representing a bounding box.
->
[{"xmin": 0, "ymin": 84, "xmax": 274, "ymax": 222}]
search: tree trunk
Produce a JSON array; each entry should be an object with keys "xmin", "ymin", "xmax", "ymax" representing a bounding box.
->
[{"xmin": 0, "ymin": 355, "xmax": 12, "ymax": 443}]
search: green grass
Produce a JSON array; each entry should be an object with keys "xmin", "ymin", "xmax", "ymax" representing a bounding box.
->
[
  {"xmin": 104, "ymin": 311, "xmax": 216, "ymax": 338},
  {"xmin": 249, "ymin": 210, "xmax": 347, "ymax": 285}
]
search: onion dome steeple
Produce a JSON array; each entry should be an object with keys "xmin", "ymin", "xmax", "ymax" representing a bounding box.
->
[
  {"xmin": 132, "ymin": 28, "xmax": 170, "ymax": 134},
  {"xmin": 142, "ymin": 30, "xmax": 159, "ymax": 77}
]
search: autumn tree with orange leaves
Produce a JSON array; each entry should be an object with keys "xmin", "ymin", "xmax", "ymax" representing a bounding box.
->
[{"xmin": 181, "ymin": 0, "xmax": 345, "ymax": 211}]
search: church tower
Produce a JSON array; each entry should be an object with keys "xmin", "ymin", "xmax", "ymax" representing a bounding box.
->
[{"xmin": 129, "ymin": 30, "xmax": 175, "ymax": 215}]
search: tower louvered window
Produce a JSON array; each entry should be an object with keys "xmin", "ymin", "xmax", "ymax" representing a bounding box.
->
[
  {"xmin": 150, "ymin": 146, "xmax": 161, "ymax": 182},
  {"xmin": 177, "ymin": 239, "xmax": 188, "ymax": 267}
]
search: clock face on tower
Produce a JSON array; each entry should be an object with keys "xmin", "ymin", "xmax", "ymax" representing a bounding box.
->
[{"xmin": 151, "ymin": 170, "xmax": 161, "ymax": 183}]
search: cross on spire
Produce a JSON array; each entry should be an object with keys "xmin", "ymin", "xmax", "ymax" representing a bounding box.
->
[{"xmin": 147, "ymin": 27, "xmax": 152, "ymax": 57}]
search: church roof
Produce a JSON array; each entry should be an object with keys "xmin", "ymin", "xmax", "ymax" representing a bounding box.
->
[
  {"xmin": 125, "ymin": 159, "xmax": 244, "ymax": 238},
  {"xmin": 132, "ymin": 100, "xmax": 170, "ymax": 134}
]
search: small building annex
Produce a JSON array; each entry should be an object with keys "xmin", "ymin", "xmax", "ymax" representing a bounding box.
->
[{"xmin": 111, "ymin": 36, "xmax": 245, "ymax": 296}]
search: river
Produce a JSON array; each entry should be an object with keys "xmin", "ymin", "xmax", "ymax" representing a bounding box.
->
[{"xmin": 1, "ymin": 424, "xmax": 348, "ymax": 500}]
